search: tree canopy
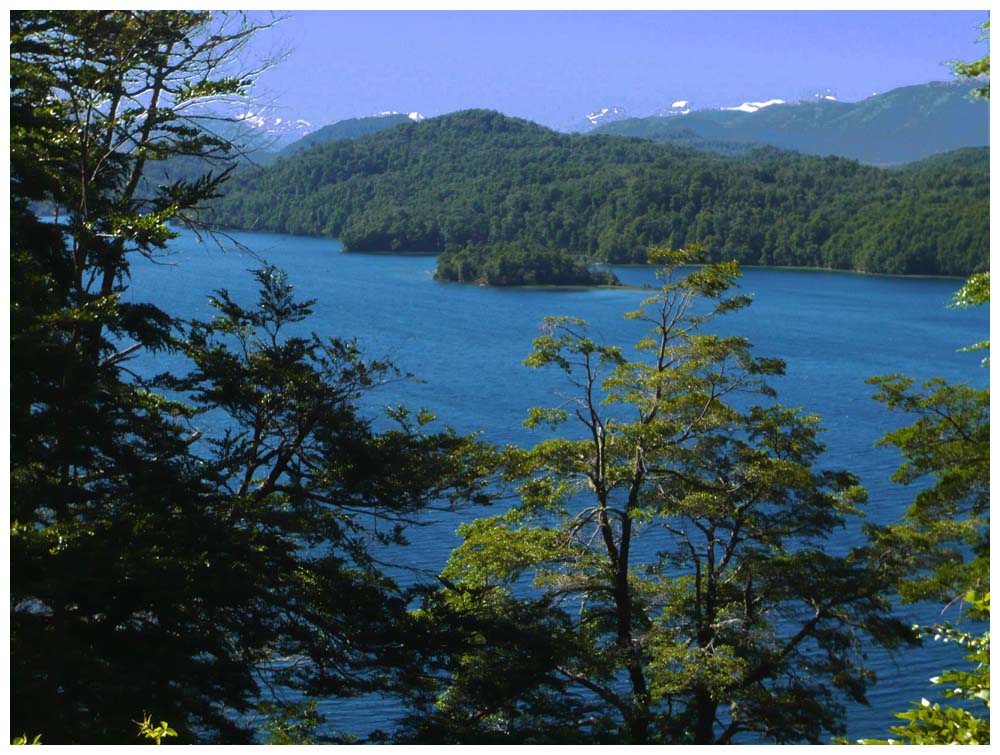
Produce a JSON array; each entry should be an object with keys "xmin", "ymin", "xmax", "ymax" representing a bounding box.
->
[
  {"xmin": 952, "ymin": 20, "xmax": 990, "ymax": 98},
  {"xmin": 10, "ymin": 10, "xmax": 492, "ymax": 743},
  {"xmin": 400, "ymin": 248, "xmax": 913, "ymax": 744},
  {"xmin": 9, "ymin": 9, "xmax": 990, "ymax": 745}
]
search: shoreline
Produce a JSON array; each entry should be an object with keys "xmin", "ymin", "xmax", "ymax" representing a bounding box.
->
[
  {"xmin": 203, "ymin": 225, "xmax": 973, "ymax": 283},
  {"xmin": 600, "ymin": 261, "xmax": 971, "ymax": 281}
]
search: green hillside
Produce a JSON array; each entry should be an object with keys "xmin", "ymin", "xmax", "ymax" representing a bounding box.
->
[
  {"xmin": 593, "ymin": 81, "xmax": 989, "ymax": 165},
  {"xmin": 210, "ymin": 109, "xmax": 989, "ymax": 282},
  {"xmin": 277, "ymin": 113, "xmax": 414, "ymax": 158}
]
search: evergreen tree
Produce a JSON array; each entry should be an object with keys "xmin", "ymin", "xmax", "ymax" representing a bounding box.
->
[{"xmin": 10, "ymin": 11, "xmax": 491, "ymax": 743}]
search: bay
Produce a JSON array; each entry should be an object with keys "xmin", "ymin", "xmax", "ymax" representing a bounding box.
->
[{"xmin": 125, "ymin": 229, "xmax": 988, "ymax": 742}]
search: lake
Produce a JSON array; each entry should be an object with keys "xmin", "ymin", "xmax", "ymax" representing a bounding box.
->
[{"xmin": 126, "ymin": 229, "xmax": 988, "ymax": 742}]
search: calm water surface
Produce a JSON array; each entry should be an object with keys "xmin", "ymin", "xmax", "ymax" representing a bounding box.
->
[{"xmin": 126, "ymin": 230, "xmax": 988, "ymax": 742}]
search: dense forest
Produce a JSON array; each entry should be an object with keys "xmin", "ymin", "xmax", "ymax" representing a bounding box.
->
[
  {"xmin": 210, "ymin": 110, "xmax": 989, "ymax": 282},
  {"xmin": 10, "ymin": 9, "xmax": 990, "ymax": 746}
]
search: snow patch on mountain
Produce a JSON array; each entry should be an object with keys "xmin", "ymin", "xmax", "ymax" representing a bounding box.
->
[
  {"xmin": 655, "ymin": 99, "xmax": 693, "ymax": 116},
  {"xmin": 235, "ymin": 112, "xmax": 266, "ymax": 128},
  {"xmin": 585, "ymin": 105, "xmax": 628, "ymax": 127},
  {"xmin": 812, "ymin": 88, "xmax": 838, "ymax": 102},
  {"xmin": 235, "ymin": 110, "xmax": 313, "ymax": 142},
  {"xmin": 721, "ymin": 98, "xmax": 785, "ymax": 113},
  {"xmin": 374, "ymin": 110, "xmax": 425, "ymax": 122}
]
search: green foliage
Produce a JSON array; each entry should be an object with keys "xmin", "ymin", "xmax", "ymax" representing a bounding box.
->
[
  {"xmin": 865, "ymin": 376, "xmax": 989, "ymax": 603},
  {"xmin": 210, "ymin": 109, "xmax": 988, "ymax": 280},
  {"xmin": 257, "ymin": 701, "xmax": 354, "ymax": 745},
  {"xmin": 11, "ymin": 735, "xmax": 42, "ymax": 745},
  {"xmin": 136, "ymin": 715, "xmax": 178, "ymax": 745},
  {"xmin": 436, "ymin": 241, "xmax": 619, "ymax": 287},
  {"xmin": 402, "ymin": 250, "xmax": 911, "ymax": 744},
  {"xmin": 10, "ymin": 10, "xmax": 493, "ymax": 744},
  {"xmin": 950, "ymin": 271, "xmax": 990, "ymax": 363},
  {"xmin": 11, "ymin": 10, "xmax": 281, "ymax": 742},
  {"xmin": 952, "ymin": 20, "xmax": 990, "ymax": 99},
  {"xmin": 951, "ymin": 271, "xmax": 990, "ymax": 308},
  {"xmin": 858, "ymin": 593, "xmax": 990, "ymax": 745},
  {"xmin": 860, "ymin": 81, "xmax": 990, "ymax": 736}
]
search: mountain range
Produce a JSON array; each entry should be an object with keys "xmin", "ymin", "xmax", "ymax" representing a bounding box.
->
[
  {"xmin": 589, "ymin": 80, "xmax": 988, "ymax": 165},
  {"xmin": 262, "ymin": 80, "xmax": 987, "ymax": 167}
]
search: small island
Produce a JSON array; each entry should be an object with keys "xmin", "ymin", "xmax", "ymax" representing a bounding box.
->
[{"xmin": 434, "ymin": 241, "xmax": 620, "ymax": 287}]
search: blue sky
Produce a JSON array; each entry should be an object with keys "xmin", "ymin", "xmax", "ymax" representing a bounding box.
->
[{"xmin": 244, "ymin": 9, "xmax": 990, "ymax": 130}]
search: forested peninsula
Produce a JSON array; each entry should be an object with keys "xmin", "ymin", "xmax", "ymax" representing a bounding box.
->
[{"xmin": 210, "ymin": 110, "xmax": 989, "ymax": 284}]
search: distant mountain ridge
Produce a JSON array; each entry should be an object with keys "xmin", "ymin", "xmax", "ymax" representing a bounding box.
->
[
  {"xmin": 574, "ymin": 105, "xmax": 629, "ymax": 131},
  {"xmin": 591, "ymin": 80, "xmax": 988, "ymax": 164},
  {"xmin": 277, "ymin": 113, "xmax": 416, "ymax": 158},
  {"xmin": 234, "ymin": 109, "xmax": 314, "ymax": 149}
]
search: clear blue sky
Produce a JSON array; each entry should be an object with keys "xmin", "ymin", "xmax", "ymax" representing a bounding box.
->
[{"xmin": 244, "ymin": 9, "xmax": 990, "ymax": 130}]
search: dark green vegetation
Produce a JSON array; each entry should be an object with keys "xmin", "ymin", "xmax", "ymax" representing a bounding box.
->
[
  {"xmin": 592, "ymin": 81, "xmax": 989, "ymax": 165},
  {"xmin": 277, "ymin": 113, "xmax": 413, "ymax": 158},
  {"xmin": 588, "ymin": 123, "xmax": 762, "ymax": 156},
  {"xmin": 10, "ymin": 9, "xmax": 989, "ymax": 746},
  {"xmin": 436, "ymin": 240, "xmax": 619, "ymax": 286},
  {"xmin": 211, "ymin": 109, "xmax": 988, "ymax": 281},
  {"xmin": 10, "ymin": 11, "xmax": 492, "ymax": 744}
]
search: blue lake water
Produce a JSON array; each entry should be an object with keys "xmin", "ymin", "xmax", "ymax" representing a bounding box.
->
[{"xmin": 126, "ymin": 229, "xmax": 988, "ymax": 742}]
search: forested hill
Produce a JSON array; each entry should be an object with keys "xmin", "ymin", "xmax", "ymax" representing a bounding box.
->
[
  {"xmin": 210, "ymin": 109, "xmax": 989, "ymax": 279},
  {"xmin": 276, "ymin": 113, "xmax": 414, "ymax": 158}
]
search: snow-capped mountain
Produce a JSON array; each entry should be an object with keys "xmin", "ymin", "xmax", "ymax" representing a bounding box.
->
[
  {"xmin": 586, "ymin": 81, "xmax": 987, "ymax": 165},
  {"xmin": 654, "ymin": 99, "xmax": 693, "ymax": 116},
  {"xmin": 234, "ymin": 110, "xmax": 314, "ymax": 147},
  {"xmin": 583, "ymin": 105, "xmax": 628, "ymax": 129},
  {"xmin": 720, "ymin": 98, "xmax": 786, "ymax": 113}
]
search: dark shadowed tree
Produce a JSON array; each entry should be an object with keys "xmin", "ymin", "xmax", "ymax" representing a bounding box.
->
[{"xmin": 10, "ymin": 11, "xmax": 492, "ymax": 743}]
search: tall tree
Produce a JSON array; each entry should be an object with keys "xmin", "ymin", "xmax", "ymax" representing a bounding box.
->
[
  {"xmin": 10, "ymin": 11, "xmax": 491, "ymax": 743},
  {"xmin": 404, "ymin": 248, "xmax": 911, "ymax": 744},
  {"xmin": 858, "ymin": 20, "xmax": 991, "ymax": 746}
]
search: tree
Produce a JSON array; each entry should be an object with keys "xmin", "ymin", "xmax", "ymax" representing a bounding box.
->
[
  {"xmin": 403, "ymin": 247, "xmax": 911, "ymax": 744},
  {"xmin": 10, "ymin": 11, "xmax": 492, "ymax": 743},
  {"xmin": 865, "ymin": 375, "xmax": 989, "ymax": 604},
  {"xmin": 12, "ymin": 11, "xmax": 282, "ymax": 740},
  {"xmin": 952, "ymin": 271, "xmax": 990, "ymax": 362},
  {"xmin": 953, "ymin": 20, "xmax": 990, "ymax": 98},
  {"xmin": 863, "ymin": 23, "xmax": 991, "ymax": 725},
  {"xmin": 857, "ymin": 592, "xmax": 990, "ymax": 745}
]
